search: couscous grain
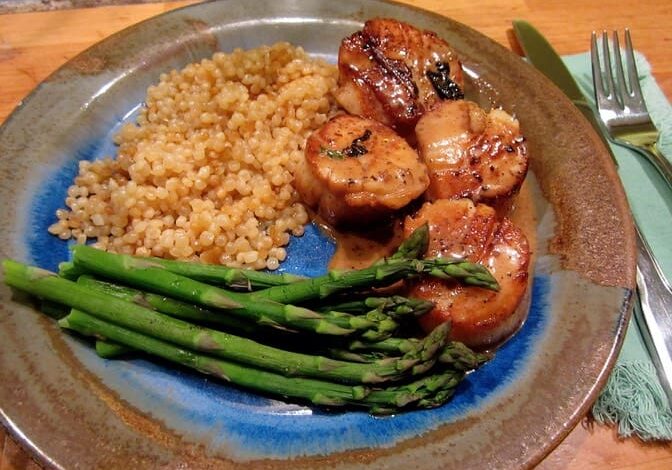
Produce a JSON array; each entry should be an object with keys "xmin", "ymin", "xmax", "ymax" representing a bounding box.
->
[{"xmin": 49, "ymin": 43, "xmax": 338, "ymax": 269}]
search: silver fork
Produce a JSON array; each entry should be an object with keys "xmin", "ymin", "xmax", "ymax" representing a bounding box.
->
[
  {"xmin": 590, "ymin": 29, "xmax": 672, "ymax": 189},
  {"xmin": 591, "ymin": 31, "xmax": 672, "ymax": 405}
]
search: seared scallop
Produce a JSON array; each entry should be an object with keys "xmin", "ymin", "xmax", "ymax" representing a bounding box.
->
[
  {"xmin": 404, "ymin": 199, "xmax": 530, "ymax": 348},
  {"xmin": 415, "ymin": 100, "xmax": 528, "ymax": 204},
  {"xmin": 295, "ymin": 114, "xmax": 429, "ymax": 226},
  {"xmin": 335, "ymin": 18, "xmax": 464, "ymax": 133}
]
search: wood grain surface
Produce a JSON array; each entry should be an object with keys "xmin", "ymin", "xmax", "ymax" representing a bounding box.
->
[{"xmin": 1, "ymin": 1, "xmax": 671, "ymax": 468}]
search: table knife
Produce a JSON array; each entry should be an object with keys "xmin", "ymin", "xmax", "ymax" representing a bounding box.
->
[{"xmin": 512, "ymin": 20, "xmax": 672, "ymax": 405}]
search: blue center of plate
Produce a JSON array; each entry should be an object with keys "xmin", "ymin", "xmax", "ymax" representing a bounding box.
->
[{"xmin": 25, "ymin": 107, "xmax": 551, "ymax": 460}]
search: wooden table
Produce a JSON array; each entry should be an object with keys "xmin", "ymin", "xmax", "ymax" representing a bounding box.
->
[{"xmin": 1, "ymin": 1, "xmax": 671, "ymax": 468}]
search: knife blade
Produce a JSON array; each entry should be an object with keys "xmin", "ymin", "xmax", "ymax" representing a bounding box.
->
[
  {"xmin": 511, "ymin": 20, "xmax": 612, "ymax": 154},
  {"xmin": 512, "ymin": 19, "xmax": 672, "ymax": 405}
]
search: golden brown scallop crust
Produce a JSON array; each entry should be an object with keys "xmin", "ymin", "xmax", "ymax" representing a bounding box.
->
[
  {"xmin": 295, "ymin": 114, "xmax": 429, "ymax": 226},
  {"xmin": 404, "ymin": 199, "xmax": 530, "ymax": 348},
  {"xmin": 415, "ymin": 100, "xmax": 528, "ymax": 205},
  {"xmin": 335, "ymin": 18, "xmax": 464, "ymax": 133}
]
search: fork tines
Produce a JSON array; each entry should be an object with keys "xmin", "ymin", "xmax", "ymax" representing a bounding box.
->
[{"xmin": 590, "ymin": 29, "xmax": 651, "ymax": 128}]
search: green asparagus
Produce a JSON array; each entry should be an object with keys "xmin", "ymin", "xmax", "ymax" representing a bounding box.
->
[
  {"xmin": 3, "ymin": 260, "xmax": 448, "ymax": 384},
  {"xmin": 328, "ymin": 342, "xmax": 490, "ymax": 371},
  {"xmin": 137, "ymin": 223, "xmax": 427, "ymax": 289},
  {"xmin": 57, "ymin": 261, "xmax": 84, "ymax": 280},
  {"xmin": 366, "ymin": 369, "xmax": 464, "ymax": 415},
  {"xmin": 317, "ymin": 295, "xmax": 435, "ymax": 320},
  {"xmin": 61, "ymin": 257, "xmax": 304, "ymax": 290},
  {"xmin": 77, "ymin": 275, "xmax": 258, "ymax": 334},
  {"xmin": 59, "ymin": 309, "xmax": 462, "ymax": 413},
  {"xmin": 95, "ymin": 339, "xmax": 133, "ymax": 358},
  {"xmin": 70, "ymin": 245, "xmax": 405, "ymax": 338},
  {"xmin": 336, "ymin": 320, "xmax": 490, "ymax": 371},
  {"xmin": 248, "ymin": 256, "xmax": 498, "ymax": 305},
  {"xmin": 2, "ymin": 219, "xmax": 494, "ymax": 415},
  {"xmin": 71, "ymin": 236, "xmax": 497, "ymax": 314},
  {"xmin": 132, "ymin": 256, "xmax": 306, "ymax": 290},
  {"xmin": 80, "ymin": 275, "xmax": 405, "ymax": 345},
  {"xmin": 438, "ymin": 341, "xmax": 492, "ymax": 371},
  {"xmin": 325, "ymin": 349, "xmax": 389, "ymax": 363},
  {"xmin": 383, "ymin": 222, "xmax": 429, "ymax": 261}
]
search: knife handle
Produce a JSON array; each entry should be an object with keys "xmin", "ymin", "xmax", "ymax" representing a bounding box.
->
[{"xmin": 634, "ymin": 223, "xmax": 672, "ymax": 405}]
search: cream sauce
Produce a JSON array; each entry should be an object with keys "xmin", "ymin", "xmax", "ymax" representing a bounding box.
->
[{"xmin": 326, "ymin": 218, "xmax": 405, "ymax": 271}]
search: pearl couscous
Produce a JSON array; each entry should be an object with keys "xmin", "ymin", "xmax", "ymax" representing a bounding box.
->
[{"xmin": 49, "ymin": 43, "xmax": 338, "ymax": 270}]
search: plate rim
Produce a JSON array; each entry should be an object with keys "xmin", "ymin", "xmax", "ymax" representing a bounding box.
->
[{"xmin": 0, "ymin": 0, "xmax": 636, "ymax": 468}]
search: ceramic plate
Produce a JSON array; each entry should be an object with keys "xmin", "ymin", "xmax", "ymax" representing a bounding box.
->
[{"xmin": 0, "ymin": 0, "xmax": 636, "ymax": 468}]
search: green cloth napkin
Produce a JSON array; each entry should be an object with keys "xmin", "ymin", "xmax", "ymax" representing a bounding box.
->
[{"xmin": 562, "ymin": 52, "xmax": 672, "ymax": 440}]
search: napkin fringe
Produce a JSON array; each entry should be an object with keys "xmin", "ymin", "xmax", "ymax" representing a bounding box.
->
[{"xmin": 592, "ymin": 361, "xmax": 672, "ymax": 441}]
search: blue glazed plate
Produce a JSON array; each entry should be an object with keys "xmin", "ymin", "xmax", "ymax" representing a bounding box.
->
[{"xmin": 0, "ymin": 1, "xmax": 635, "ymax": 468}]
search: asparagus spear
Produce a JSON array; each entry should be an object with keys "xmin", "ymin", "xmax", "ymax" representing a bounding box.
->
[
  {"xmin": 321, "ymin": 308, "xmax": 400, "ymax": 342},
  {"xmin": 79, "ymin": 276, "xmax": 320, "ymax": 351},
  {"xmin": 3, "ymin": 260, "xmax": 448, "ymax": 384},
  {"xmin": 80, "ymin": 275, "xmax": 403, "ymax": 347},
  {"xmin": 244, "ymin": 222, "xmax": 496, "ymax": 305},
  {"xmin": 95, "ymin": 339, "xmax": 132, "ymax": 358},
  {"xmin": 248, "ymin": 257, "xmax": 498, "ymax": 305},
  {"xmin": 317, "ymin": 295, "xmax": 435, "ymax": 320},
  {"xmin": 133, "ymin": 224, "xmax": 428, "ymax": 289},
  {"xmin": 339, "ymin": 318, "xmax": 489, "ymax": 370},
  {"xmin": 438, "ymin": 342, "xmax": 492, "ymax": 371},
  {"xmin": 326, "ymin": 349, "xmax": 389, "ymax": 363},
  {"xmin": 59, "ymin": 309, "xmax": 461, "ymax": 413},
  {"xmin": 79, "ymin": 259, "xmax": 403, "ymax": 342},
  {"xmin": 347, "ymin": 336, "xmax": 424, "ymax": 354},
  {"xmin": 415, "ymin": 387, "xmax": 459, "ymax": 410},
  {"xmin": 366, "ymin": 369, "xmax": 464, "ymax": 415},
  {"xmin": 60, "ymin": 257, "xmax": 304, "ymax": 290},
  {"xmin": 87, "ymin": 258, "xmax": 404, "ymax": 343},
  {"xmin": 130, "ymin": 256, "xmax": 306, "ymax": 290},
  {"xmin": 328, "ymin": 343, "xmax": 490, "ymax": 371},
  {"xmin": 57, "ymin": 261, "xmax": 84, "ymax": 280},
  {"xmin": 382, "ymin": 222, "xmax": 429, "ymax": 261},
  {"xmin": 70, "ymin": 245, "xmax": 405, "ymax": 337},
  {"xmin": 70, "ymin": 239, "xmax": 496, "ymax": 316},
  {"xmin": 77, "ymin": 275, "xmax": 258, "ymax": 334}
]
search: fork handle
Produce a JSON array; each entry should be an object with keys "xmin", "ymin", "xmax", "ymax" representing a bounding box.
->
[
  {"xmin": 634, "ymin": 223, "xmax": 672, "ymax": 405},
  {"xmin": 631, "ymin": 142, "xmax": 672, "ymax": 191}
]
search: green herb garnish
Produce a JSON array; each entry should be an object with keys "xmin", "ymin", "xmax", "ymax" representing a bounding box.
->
[
  {"xmin": 320, "ymin": 146, "xmax": 345, "ymax": 160},
  {"xmin": 427, "ymin": 61, "xmax": 464, "ymax": 100},
  {"xmin": 320, "ymin": 129, "xmax": 373, "ymax": 160}
]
